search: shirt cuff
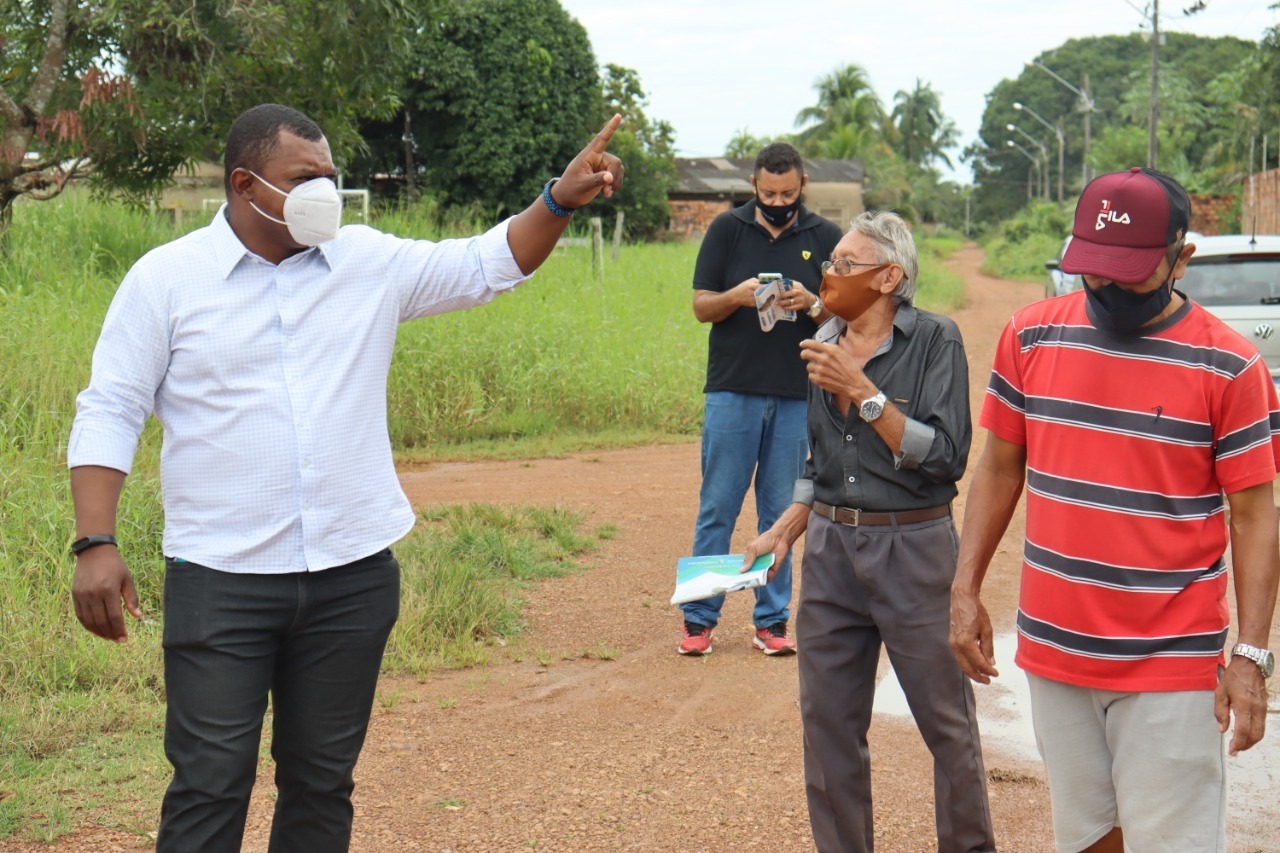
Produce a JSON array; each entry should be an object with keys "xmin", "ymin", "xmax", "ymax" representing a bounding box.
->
[
  {"xmin": 479, "ymin": 217, "xmax": 532, "ymax": 289},
  {"xmin": 67, "ymin": 421, "xmax": 139, "ymax": 476},
  {"xmin": 792, "ymin": 478, "xmax": 815, "ymax": 507},
  {"xmin": 894, "ymin": 418, "xmax": 935, "ymax": 471}
]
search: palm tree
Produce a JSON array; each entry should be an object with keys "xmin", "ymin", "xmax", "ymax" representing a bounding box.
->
[
  {"xmin": 815, "ymin": 125, "xmax": 879, "ymax": 161},
  {"xmin": 890, "ymin": 79, "xmax": 959, "ymax": 169},
  {"xmin": 794, "ymin": 63, "xmax": 885, "ymax": 157},
  {"xmin": 724, "ymin": 128, "xmax": 770, "ymax": 158}
]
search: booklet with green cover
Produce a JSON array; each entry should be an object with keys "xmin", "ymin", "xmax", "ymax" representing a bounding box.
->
[{"xmin": 671, "ymin": 553, "xmax": 775, "ymax": 605}]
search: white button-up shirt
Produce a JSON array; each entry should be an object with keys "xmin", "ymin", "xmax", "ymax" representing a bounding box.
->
[{"xmin": 69, "ymin": 207, "xmax": 528, "ymax": 573}]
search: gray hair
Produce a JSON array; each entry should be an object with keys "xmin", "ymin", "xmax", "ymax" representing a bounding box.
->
[{"xmin": 848, "ymin": 210, "xmax": 919, "ymax": 306}]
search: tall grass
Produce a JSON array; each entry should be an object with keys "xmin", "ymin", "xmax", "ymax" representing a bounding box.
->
[
  {"xmin": 979, "ymin": 200, "xmax": 1073, "ymax": 282},
  {"xmin": 916, "ymin": 232, "xmax": 967, "ymax": 313},
  {"xmin": 0, "ymin": 195, "xmax": 969, "ymax": 840}
]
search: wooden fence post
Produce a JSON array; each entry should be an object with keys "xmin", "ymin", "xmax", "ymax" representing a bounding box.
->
[
  {"xmin": 612, "ymin": 210, "xmax": 625, "ymax": 261},
  {"xmin": 590, "ymin": 216, "xmax": 604, "ymax": 279}
]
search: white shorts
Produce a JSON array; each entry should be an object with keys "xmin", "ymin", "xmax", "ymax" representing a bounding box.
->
[{"xmin": 1026, "ymin": 673, "xmax": 1226, "ymax": 853}]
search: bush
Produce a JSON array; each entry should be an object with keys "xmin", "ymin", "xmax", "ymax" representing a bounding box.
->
[{"xmin": 980, "ymin": 201, "xmax": 1072, "ymax": 282}]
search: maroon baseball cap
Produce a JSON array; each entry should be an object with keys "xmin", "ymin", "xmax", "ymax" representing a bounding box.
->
[{"xmin": 1060, "ymin": 167, "xmax": 1191, "ymax": 283}]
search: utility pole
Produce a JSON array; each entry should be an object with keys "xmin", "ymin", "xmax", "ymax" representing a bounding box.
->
[
  {"xmin": 1138, "ymin": 0, "xmax": 1207, "ymax": 171},
  {"xmin": 403, "ymin": 109, "xmax": 415, "ymax": 196},
  {"xmin": 1054, "ymin": 118, "xmax": 1065, "ymax": 202},
  {"xmin": 1025, "ymin": 61, "xmax": 1093, "ymax": 192},
  {"xmin": 1148, "ymin": 0, "xmax": 1159, "ymax": 168},
  {"xmin": 1081, "ymin": 74, "xmax": 1093, "ymax": 184}
]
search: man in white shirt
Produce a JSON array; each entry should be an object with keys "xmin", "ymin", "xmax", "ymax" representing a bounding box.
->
[{"xmin": 67, "ymin": 103, "xmax": 623, "ymax": 851}]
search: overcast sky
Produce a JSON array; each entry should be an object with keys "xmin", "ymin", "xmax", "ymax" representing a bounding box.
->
[{"xmin": 557, "ymin": 0, "xmax": 1279, "ymax": 182}]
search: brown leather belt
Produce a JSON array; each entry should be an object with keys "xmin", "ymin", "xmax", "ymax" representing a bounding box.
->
[{"xmin": 812, "ymin": 500, "xmax": 951, "ymax": 527}]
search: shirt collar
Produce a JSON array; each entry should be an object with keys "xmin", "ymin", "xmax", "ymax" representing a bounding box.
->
[
  {"xmin": 209, "ymin": 204, "xmax": 335, "ymax": 278},
  {"xmin": 815, "ymin": 302, "xmax": 918, "ymax": 346}
]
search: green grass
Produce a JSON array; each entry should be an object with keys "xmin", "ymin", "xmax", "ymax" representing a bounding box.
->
[
  {"xmin": 980, "ymin": 231, "xmax": 1062, "ymax": 283},
  {"xmin": 0, "ymin": 195, "xmax": 971, "ymax": 841},
  {"xmin": 976, "ymin": 200, "xmax": 1073, "ymax": 283},
  {"xmin": 915, "ymin": 232, "xmax": 967, "ymax": 313}
]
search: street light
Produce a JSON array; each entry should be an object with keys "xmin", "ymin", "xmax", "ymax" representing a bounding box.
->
[
  {"xmin": 1026, "ymin": 59, "xmax": 1096, "ymax": 184},
  {"xmin": 1006, "ymin": 140, "xmax": 1042, "ymax": 201},
  {"xmin": 1007, "ymin": 123, "xmax": 1049, "ymax": 200},
  {"xmin": 1013, "ymin": 102, "xmax": 1065, "ymax": 203}
]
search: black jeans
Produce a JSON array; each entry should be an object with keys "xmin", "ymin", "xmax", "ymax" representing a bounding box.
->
[{"xmin": 156, "ymin": 550, "xmax": 400, "ymax": 853}]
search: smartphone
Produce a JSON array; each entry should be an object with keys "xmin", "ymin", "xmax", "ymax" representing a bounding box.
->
[{"xmin": 754, "ymin": 273, "xmax": 796, "ymax": 330}]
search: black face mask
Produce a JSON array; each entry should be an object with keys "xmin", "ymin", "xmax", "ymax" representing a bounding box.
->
[
  {"xmin": 1085, "ymin": 278, "xmax": 1174, "ymax": 335},
  {"xmin": 756, "ymin": 195, "xmax": 802, "ymax": 227}
]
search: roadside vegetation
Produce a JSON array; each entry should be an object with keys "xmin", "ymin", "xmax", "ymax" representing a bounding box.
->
[
  {"xmin": 0, "ymin": 196, "xmax": 964, "ymax": 841},
  {"xmin": 979, "ymin": 201, "xmax": 1075, "ymax": 283}
]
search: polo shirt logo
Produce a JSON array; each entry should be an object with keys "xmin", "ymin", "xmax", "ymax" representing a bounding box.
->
[{"xmin": 802, "ymin": 250, "xmax": 811, "ymax": 260}]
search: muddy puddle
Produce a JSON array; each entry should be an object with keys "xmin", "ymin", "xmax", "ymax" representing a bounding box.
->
[{"xmin": 873, "ymin": 632, "xmax": 1280, "ymax": 849}]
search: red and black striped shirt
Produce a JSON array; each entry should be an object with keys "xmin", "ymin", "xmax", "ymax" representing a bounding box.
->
[{"xmin": 982, "ymin": 290, "xmax": 1280, "ymax": 691}]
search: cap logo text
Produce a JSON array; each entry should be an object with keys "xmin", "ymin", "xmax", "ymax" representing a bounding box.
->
[{"xmin": 1096, "ymin": 199, "xmax": 1131, "ymax": 230}]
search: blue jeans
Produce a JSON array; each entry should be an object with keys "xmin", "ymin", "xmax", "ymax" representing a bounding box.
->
[{"xmin": 684, "ymin": 391, "xmax": 809, "ymax": 629}]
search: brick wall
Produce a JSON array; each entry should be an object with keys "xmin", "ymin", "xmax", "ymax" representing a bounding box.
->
[
  {"xmin": 1188, "ymin": 193, "xmax": 1235, "ymax": 237},
  {"xmin": 667, "ymin": 200, "xmax": 733, "ymax": 239},
  {"xmin": 1242, "ymin": 169, "xmax": 1280, "ymax": 235}
]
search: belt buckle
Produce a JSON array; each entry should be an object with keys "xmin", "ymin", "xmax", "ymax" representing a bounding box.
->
[{"xmin": 847, "ymin": 508, "xmax": 860, "ymax": 527}]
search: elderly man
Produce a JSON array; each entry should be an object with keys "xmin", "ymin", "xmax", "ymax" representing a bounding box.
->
[
  {"xmin": 68, "ymin": 103, "xmax": 623, "ymax": 851},
  {"xmin": 746, "ymin": 210, "xmax": 994, "ymax": 852},
  {"xmin": 951, "ymin": 167, "xmax": 1279, "ymax": 853}
]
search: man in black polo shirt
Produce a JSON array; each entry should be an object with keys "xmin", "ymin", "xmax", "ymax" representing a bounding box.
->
[
  {"xmin": 681, "ymin": 142, "xmax": 843, "ymax": 656},
  {"xmin": 743, "ymin": 211, "xmax": 993, "ymax": 852}
]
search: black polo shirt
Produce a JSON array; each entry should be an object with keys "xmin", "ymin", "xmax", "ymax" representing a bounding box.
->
[{"xmin": 693, "ymin": 201, "xmax": 844, "ymax": 398}]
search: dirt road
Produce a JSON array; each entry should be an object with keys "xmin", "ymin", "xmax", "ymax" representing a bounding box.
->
[{"xmin": 15, "ymin": 246, "xmax": 1276, "ymax": 851}]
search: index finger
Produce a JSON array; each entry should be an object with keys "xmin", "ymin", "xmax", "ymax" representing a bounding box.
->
[{"xmin": 588, "ymin": 113, "xmax": 623, "ymax": 152}]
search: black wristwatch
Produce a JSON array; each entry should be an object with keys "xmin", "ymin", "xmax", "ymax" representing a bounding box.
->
[{"xmin": 71, "ymin": 534, "xmax": 118, "ymax": 555}]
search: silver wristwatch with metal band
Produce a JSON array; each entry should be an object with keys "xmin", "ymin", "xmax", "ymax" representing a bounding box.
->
[
  {"xmin": 1231, "ymin": 642, "xmax": 1275, "ymax": 678},
  {"xmin": 858, "ymin": 391, "xmax": 887, "ymax": 423}
]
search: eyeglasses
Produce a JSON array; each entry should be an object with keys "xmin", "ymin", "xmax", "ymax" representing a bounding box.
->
[{"xmin": 821, "ymin": 258, "xmax": 883, "ymax": 276}]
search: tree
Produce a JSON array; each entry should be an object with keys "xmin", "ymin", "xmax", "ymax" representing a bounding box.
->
[
  {"xmin": 589, "ymin": 64, "xmax": 676, "ymax": 241},
  {"xmin": 789, "ymin": 63, "xmax": 962, "ymax": 224},
  {"xmin": 352, "ymin": 0, "xmax": 598, "ymax": 218},
  {"xmin": 890, "ymin": 79, "xmax": 959, "ymax": 169},
  {"xmin": 0, "ymin": 0, "xmax": 421, "ymax": 233},
  {"xmin": 724, "ymin": 128, "xmax": 770, "ymax": 159},
  {"xmin": 967, "ymin": 32, "xmax": 1255, "ymax": 226},
  {"xmin": 793, "ymin": 63, "xmax": 885, "ymax": 159}
]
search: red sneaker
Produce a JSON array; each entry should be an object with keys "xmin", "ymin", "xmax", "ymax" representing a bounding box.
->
[
  {"xmin": 678, "ymin": 621, "xmax": 714, "ymax": 656},
  {"xmin": 754, "ymin": 622, "xmax": 797, "ymax": 655}
]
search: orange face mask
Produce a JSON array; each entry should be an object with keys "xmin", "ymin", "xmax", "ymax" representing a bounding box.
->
[{"xmin": 818, "ymin": 263, "xmax": 891, "ymax": 322}]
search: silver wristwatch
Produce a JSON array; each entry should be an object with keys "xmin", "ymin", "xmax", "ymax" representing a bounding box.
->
[
  {"xmin": 807, "ymin": 297, "xmax": 825, "ymax": 319},
  {"xmin": 1231, "ymin": 643, "xmax": 1275, "ymax": 678},
  {"xmin": 859, "ymin": 391, "xmax": 887, "ymax": 423}
]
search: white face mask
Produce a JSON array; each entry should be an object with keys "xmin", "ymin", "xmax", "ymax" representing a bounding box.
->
[{"xmin": 247, "ymin": 170, "xmax": 343, "ymax": 246}]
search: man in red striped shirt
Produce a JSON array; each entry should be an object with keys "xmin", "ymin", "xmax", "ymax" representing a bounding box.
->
[{"xmin": 951, "ymin": 167, "xmax": 1279, "ymax": 853}]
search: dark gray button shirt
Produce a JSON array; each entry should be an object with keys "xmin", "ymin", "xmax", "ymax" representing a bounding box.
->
[{"xmin": 793, "ymin": 304, "xmax": 972, "ymax": 511}]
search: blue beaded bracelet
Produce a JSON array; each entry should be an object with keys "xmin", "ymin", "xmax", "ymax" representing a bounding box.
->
[{"xmin": 542, "ymin": 178, "xmax": 577, "ymax": 217}]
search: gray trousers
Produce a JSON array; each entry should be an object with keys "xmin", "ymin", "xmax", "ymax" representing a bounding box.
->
[{"xmin": 798, "ymin": 512, "xmax": 995, "ymax": 853}]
